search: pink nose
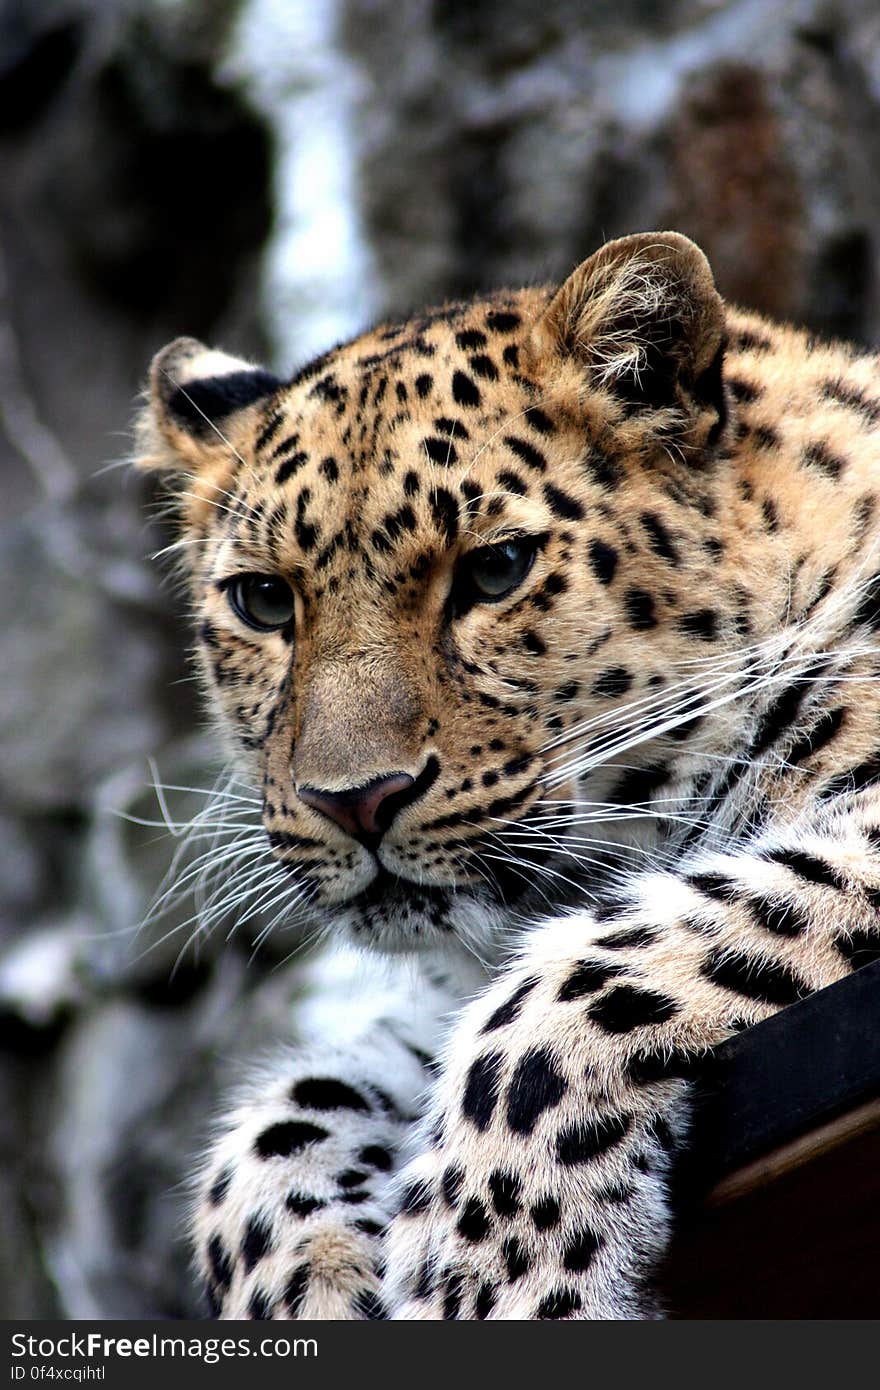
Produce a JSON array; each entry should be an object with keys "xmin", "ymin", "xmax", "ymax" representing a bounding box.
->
[{"xmin": 297, "ymin": 772, "xmax": 418, "ymax": 844}]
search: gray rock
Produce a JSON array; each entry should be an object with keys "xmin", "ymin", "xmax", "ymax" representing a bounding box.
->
[{"xmin": 344, "ymin": 0, "xmax": 880, "ymax": 345}]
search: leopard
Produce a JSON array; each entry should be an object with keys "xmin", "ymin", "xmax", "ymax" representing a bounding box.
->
[{"xmin": 135, "ymin": 230, "xmax": 880, "ymax": 1320}]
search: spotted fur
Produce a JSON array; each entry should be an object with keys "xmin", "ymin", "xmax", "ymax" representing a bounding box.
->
[{"xmin": 136, "ymin": 232, "xmax": 880, "ymax": 1318}]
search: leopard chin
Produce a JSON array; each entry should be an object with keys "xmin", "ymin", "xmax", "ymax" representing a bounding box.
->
[
  {"xmin": 325, "ymin": 853, "xmax": 592, "ymax": 956},
  {"xmin": 317, "ymin": 866, "xmax": 486, "ymax": 953}
]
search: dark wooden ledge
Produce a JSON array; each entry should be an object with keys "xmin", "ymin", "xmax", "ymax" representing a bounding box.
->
[{"xmin": 662, "ymin": 958, "xmax": 880, "ymax": 1318}]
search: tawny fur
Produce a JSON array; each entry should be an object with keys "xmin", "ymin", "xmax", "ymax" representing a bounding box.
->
[{"xmin": 137, "ymin": 232, "xmax": 880, "ymax": 1319}]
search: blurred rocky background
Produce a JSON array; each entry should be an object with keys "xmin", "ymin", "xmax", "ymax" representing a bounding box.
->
[{"xmin": 1, "ymin": 0, "xmax": 878, "ymax": 1318}]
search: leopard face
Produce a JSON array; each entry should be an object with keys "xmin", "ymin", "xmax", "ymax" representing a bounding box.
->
[{"xmin": 138, "ymin": 233, "xmax": 759, "ymax": 953}]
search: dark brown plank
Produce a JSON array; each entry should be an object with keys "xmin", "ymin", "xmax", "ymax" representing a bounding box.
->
[{"xmin": 663, "ymin": 1099, "xmax": 880, "ymax": 1318}]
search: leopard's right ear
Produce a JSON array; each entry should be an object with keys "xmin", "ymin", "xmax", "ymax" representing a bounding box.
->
[{"xmin": 135, "ymin": 336, "xmax": 282, "ymax": 477}]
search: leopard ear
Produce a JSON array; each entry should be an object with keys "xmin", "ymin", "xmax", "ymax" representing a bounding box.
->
[
  {"xmin": 530, "ymin": 231, "xmax": 727, "ymax": 450},
  {"xmin": 135, "ymin": 336, "xmax": 282, "ymax": 476}
]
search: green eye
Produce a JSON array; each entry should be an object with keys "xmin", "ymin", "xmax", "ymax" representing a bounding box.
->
[
  {"xmin": 452, "ymin": 537, "xmax": 537, "ymax": 615},
  {"xmin": 227, "ymin": 574, "xmax": 295, "ymax": 632}
]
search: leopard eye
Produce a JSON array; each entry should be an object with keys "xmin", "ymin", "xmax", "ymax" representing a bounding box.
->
[
  {"xmin": 227, "ymin": 573, "xmax": 295, "ymax": 632},
  {"xmin": 451, "ymin": 537, "xmax": 537, "ymax": 615}
]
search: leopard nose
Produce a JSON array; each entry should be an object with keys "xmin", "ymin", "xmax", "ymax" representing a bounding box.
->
[{"xmin": 296, "ymin": 771, "xmax": 420, "ymax": 845}]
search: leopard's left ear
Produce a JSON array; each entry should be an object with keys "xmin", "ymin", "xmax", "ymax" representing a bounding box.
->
[
  {"xmin": 529, "ymin": 231, "xmax": 727, "ymax": 452},
  {"xmin": 135, "ymin": 336, "xmax": 282, "ymax": 476}
]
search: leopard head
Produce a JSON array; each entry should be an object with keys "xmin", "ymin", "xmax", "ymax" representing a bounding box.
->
[{"xmin": 137, "ymin": 232, "xmax": 734, "ymax": 955}]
